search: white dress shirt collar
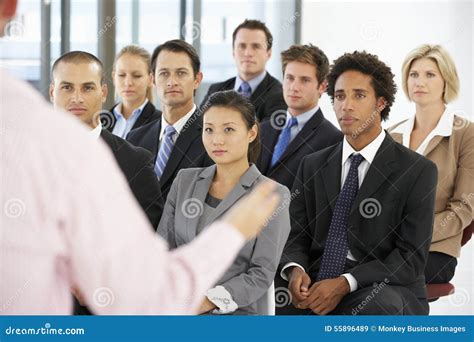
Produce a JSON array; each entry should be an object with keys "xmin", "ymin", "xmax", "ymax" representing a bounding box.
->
[
  {"xmin": 390, "ymin": 107, "xmax": 454, "ymax": 154},
  {"xmin": 342, "ymin": 129, "xmax": 386, "ymax": 167},
  {"xmin": 90, "ymin": 122, "xmax": 103, "ymax": 140},
  {"xmin": 159, "ymin": 104, "xmax": 197, "ymax": 141}
]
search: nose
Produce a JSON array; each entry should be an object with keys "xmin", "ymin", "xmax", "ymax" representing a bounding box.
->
[
  {"xmin": 166, "ymin": 74, "xmax": 178, "ymax": 88},
  {"xmin": 244, "ymin": 46, "xmax": 254, "ymax": 57},
  {"xmin": 212, "ymin": 132, "xmax": 225, "ymax": 145},
  {"xmin": 341, "ymin": 96, "xmax": 353, "ymax": 112},
  {"xmin": 71, "ymin": 89, "xmax": 84, "ymax": 103},
  {"xmin": 124, "ymin": 74, "xmax": 133, "ymax": 86}
]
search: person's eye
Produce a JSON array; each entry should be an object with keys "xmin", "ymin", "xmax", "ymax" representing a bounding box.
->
[
  {"xmin": 224, "ymin": 127, "xmax": 235, "ymax": 132},
  {"xmin": 118, "ymin": 74, "xmax": 125, "ymax": 78},
  {"xmin": 61, "ymin": 85, "xmax": 71, "ymax": 90},
  {"xmin": 335, "ymin": 94, "xmax": 344, "ymax": 101},
  {"xmin": 204, "ymin": 127, "xmax": 212, "ymax": 133},
  {"xmin": 159, "ymin": 72, "xmax": 168, "ymax": 77},
  {"xmin": 84, "ymin": 85, "xmax": 94, "ymax": 91},
  {"xmin": 177, "ymin": 71, "xmax": 187, "ymax": 77},
  {"xmin": 355, "ymin": 93, "xmax": 366, "ymax": 99},
  {"xmin": 427, "ymin": 72, "xmax": 436, "ymax": 78},
  {"xmin": 409, "ymin": 72, "xmax": 418, "ymax": 78},
  {"xmin": 133, "ymin": 74, "xmax": 142, "ymax": 78}
]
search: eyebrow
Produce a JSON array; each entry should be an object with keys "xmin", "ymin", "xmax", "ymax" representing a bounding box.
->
[
  {"xmin": 204, "ymin": 122, "xmax": 237, "ymax": 125},
  {"xmin": 59, "ymin": 81, "xmax": 96, "ymax": 86},
  {"xmin": 157, "ymin": 67, "xmax": 189, "ymax": 72}
]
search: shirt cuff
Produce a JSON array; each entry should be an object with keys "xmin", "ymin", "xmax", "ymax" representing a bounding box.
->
[
  {"xmin": 342, "ymin": 273, "xmax": 358, "ymax": 292},
  {"xmin": 206, "ymin": 286, "xmax": 238, "ymax": 314},
  {"xmin": 280, "ymin": 262, "xmax": 306, "ymax": 281}
]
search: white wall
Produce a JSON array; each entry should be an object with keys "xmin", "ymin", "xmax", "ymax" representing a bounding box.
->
[{"xmin": 302, "ymin": 0, "xmax": 473, "ymax": 315}]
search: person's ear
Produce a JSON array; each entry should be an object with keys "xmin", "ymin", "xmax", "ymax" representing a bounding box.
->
[
  {"xmin": 101, "ymin": 83, "xmax": 108, "ymax": 104},
  {"xmin": 249, "ymin": 123, "xmax": 258, "ymax": 143},
  {"xmin": 194, "ymin": 71, "xmax": 203, "ymax": 89},
  {"xmin": 49, "ymin": 83, "xmax": 55, "ymax": 103},
  {"xmin": 318, "ymin": 79, "xmax": 328, "ymax": 95},
  {"xmin": 376, "ymin": 97, "xmax": 387, "ymax": 113}
]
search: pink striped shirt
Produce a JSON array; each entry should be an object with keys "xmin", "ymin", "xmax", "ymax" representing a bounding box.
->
[{"xmin": 0, "ymin": 69, "xmax": 244, "ymax": 315}]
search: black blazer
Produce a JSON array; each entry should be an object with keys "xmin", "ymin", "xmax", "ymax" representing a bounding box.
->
[
  {"xmin": 126, "ymin": 108, "xmax": 213, "ymax": 201},
  {"xmin": 282, "ymin": 133, "xmax": 438, "ymax": 298},
  {"xmin": 105, "ymin": 101, "xmax": 161, "ymax": 133},
  {"xmin": 100, "ymin": 129, "xmax": 163, "ymax": 229},
  {"xmin": 257, "ymin": 109, "xmax": 343, "ymax": 191},
  {"xmin": 201, "ymin": 72, "xmax": 286, "ymax": 122}
]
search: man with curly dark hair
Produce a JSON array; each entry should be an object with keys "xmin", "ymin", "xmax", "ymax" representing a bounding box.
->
[{"xmin": 280, "ymin": 51, "xmax": 438, "ymax": 315}]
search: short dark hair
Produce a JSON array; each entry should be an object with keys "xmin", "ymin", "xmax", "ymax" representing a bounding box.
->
[
  {"xmin": 327, "ymin": 51, "xmax": 397, "ymax": 121},
  {"xmin": 281, "ymin": 44, "xmax": 329, "ymax": 85},
  {"xmin": 232, "ymin": 19, "xmax": 273, "ymax": 51},
  {"xmin": 202, "ymin": 90, "xmax": 261, "ymax": 164},
  {"xmin": 51, "ymin": 51, "xmax": 105, "ymax": 84},
  {"xmin": 151, "ymin": 39, "xmax": 200, "ymax": 76}
]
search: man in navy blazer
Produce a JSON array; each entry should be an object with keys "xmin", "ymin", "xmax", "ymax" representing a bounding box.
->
[
  {"xmin": 200, "ymin": 19, "xmax": 286, "ymax": 122},
  {"xmin": 127, "ymin": 40, "xmax": 213, "ymax": 201},
  {"xmin": 257, "ymin": 44, "xmax": 342, "ymax": 192}
]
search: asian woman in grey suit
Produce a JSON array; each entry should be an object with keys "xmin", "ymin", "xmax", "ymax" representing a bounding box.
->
[{"xmin": 157, "ymin": 91, "xmax": 291, "ymax": 315}]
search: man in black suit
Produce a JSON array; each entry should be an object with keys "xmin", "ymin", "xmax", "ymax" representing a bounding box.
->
[
  {"xmin": 49, "ymin": 51, "xmax": 163, "ymax": 230},
  {"xmin": 257, "ymin": 44, "xmax": 342, "ymax": 191},
  {"xmin": 200, "ymin": 19, "xmax": 286, "ymax": 122},
  {"xmin": 280, "ymin": 51, "xmax": 437, "ymax": 315},
  {"xmin": 127, "ymin": 40, "xmax": 213, "ymax": 201}
]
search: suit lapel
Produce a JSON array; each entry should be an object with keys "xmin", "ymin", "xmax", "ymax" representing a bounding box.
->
[
  {"xmin": 133, "ymin": 102, "xmax": 155, "ymax": 130},
  {"xmin": 321, "ymin": 144, "xmax": 343, "ymax": 212},
  {"xmin": 143, "ymin": 120, "xmax": 162, "ymax": 158},
  {"xmin": 183, "ymin": 165, "xmax": 215, "ymax": 242},
  {"xmin": 160, "ymin": 109, "xmax": 202, "ymax": 186},
  {"xmin": 349, "ymin": 135, "xmax": 398, "ymax": 216},
  {"xmin": 204, "ymin": 164, "xmax": 261, "ymax": 225},
  {"xmin": 250, "ymin": 73, "xmax": 270, "ymax": 104},
  {"xmin": 270, "ymin": 110, "xmax": 325, "ymax": 171},
  {"xmin": 423, "ymin": 135, "xmax": 444, "ymax": 157},
  {"xmin": 260, "ymin": 125, "xmax": 281, "ymax": 174}
]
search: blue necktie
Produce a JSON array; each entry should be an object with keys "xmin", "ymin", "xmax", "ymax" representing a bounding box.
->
[
  {"xmin": 238, "ymin": 81, "xmax": 252, "ymax": 98},
  {"xmin": 271, "ymin": 117, "xmax": 298, "ymax": 167},
  {"xmin": 317, "ymin": 153, "xmax": 365, "ymax": 281},
  {"xmin": 154, "ymin": 125, "xmax": 177, "ymax": 179}
]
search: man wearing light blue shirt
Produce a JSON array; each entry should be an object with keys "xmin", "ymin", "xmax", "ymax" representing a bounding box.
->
[
  {"xmin": 201, "ymin": 19, "xmax": 286, "ymax": 122},
  {"xmin": 257, "ymin": 44, "xmax": 342, "ymax": 193}
]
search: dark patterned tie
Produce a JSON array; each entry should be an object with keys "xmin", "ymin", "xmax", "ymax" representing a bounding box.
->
[{"xmin": 317, "ymin": 153, "xmax": 365, "ymax": 281}]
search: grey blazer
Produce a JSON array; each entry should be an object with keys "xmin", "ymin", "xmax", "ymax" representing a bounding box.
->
[{"xmin": 157, "ymin": 164, "xmax": 291, "ymax": 315}]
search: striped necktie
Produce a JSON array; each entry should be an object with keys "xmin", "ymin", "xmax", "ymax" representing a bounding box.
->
[{"xmin": 154, "ymin": 125, "xmax": 177, "ymax": 179}]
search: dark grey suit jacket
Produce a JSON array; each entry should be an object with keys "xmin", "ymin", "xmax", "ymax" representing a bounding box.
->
[{"xmin": 158, "ymin": 164, "xmax": 291, "ymax": 315}]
